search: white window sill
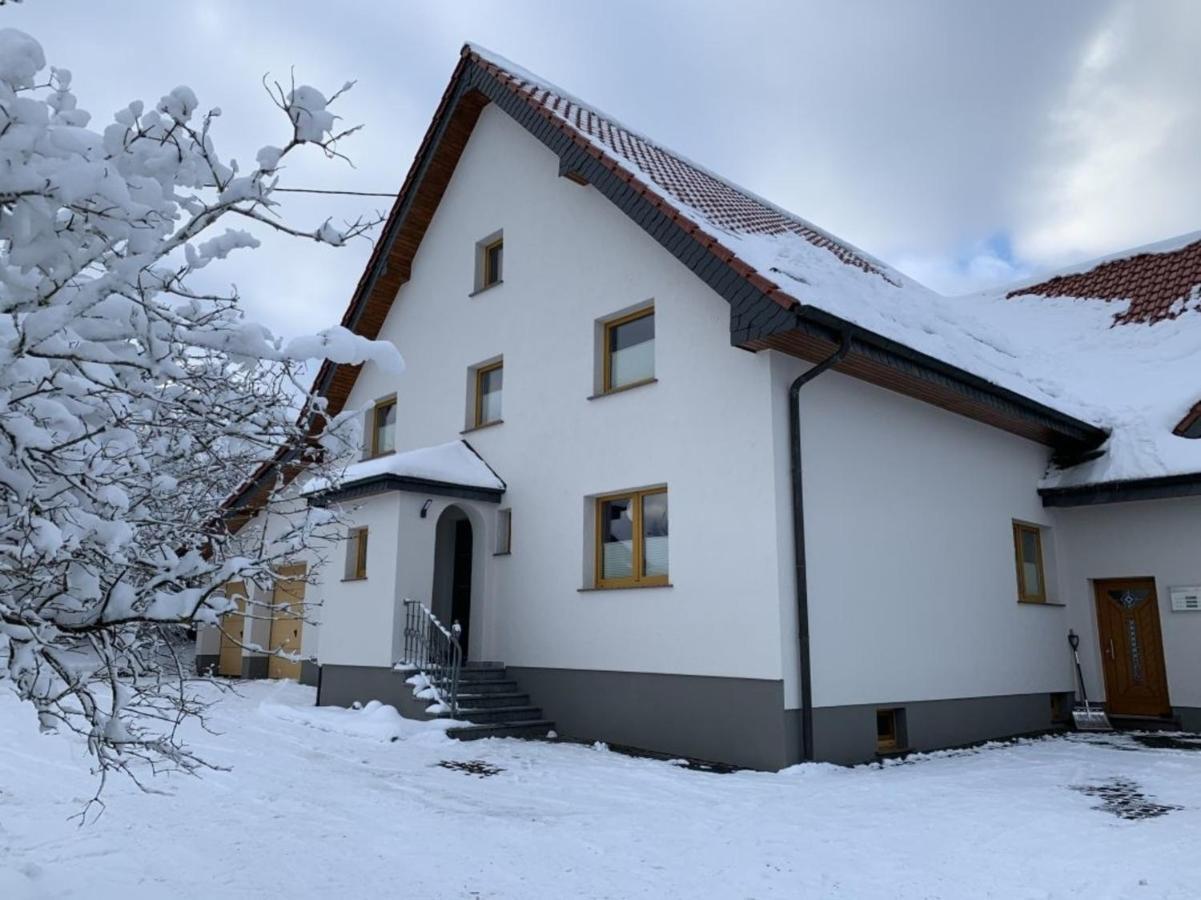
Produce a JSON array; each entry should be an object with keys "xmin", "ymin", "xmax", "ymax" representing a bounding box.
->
[
  {"xmin": 461, "ymin": 419, "xmax": 503, "ymax": 435},
  {"xmin": 468, "ymin": 279, "xmax": 504, "ymax": 298},
  {"xmin": 586, "ymin": 378, "xmax": 658, "ymax": 401}
]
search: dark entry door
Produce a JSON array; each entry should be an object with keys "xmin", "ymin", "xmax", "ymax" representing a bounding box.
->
[
  {"xmin": 1092, "ymin": 578, "xmax": 1171, "ymax": 717},
  {"xmin": 450, "ymin": 519, "xmax": 473, "ymax": 659}
]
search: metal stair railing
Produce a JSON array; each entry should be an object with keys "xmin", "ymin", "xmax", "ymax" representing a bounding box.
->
[{"xmin": 399, "ymin": 598, "xmax": 462, "ymax": 716}]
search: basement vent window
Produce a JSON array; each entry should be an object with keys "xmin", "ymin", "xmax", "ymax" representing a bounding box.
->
[{"xmin": 876, "ymin": 708, "xmax": 902, "ymax": 753}]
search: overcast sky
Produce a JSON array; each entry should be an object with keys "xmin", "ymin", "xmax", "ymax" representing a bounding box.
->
[{"xmin": 8, "ymin": 0, "xmax": 1200, "ymax": 340}]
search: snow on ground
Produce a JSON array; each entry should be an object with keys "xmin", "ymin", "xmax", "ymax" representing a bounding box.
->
[{"xmin": 2, "ymin": 680, "xmax": 1200, "ymax": 899}]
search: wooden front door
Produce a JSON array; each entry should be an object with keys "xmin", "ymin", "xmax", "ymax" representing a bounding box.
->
[
  {"xmin": 217, "ymin": 582, "xmax": 247, "ymax": 677},
  {"xmin": 1092, "ymin": 578, "xmax": 1171, "ymax": 717},
  {"xmin": 268, "ymin": 564, "xmax": 306, "ymax": 681}
]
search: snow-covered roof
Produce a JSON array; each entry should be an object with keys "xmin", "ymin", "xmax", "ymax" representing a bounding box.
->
[
  {"xmin": 306, "ymin": 441, "xmax": 505, "ymax": 497},
  {"xmin": 466, "ymin": 44, "xmax": 912, "ymax": 304},
  {"xmin": 1006, "ymin": 230, "xmax": 1201, "ymax": 324},
  {"xmin": 964, "ymin": 235, "xmax": 1201, "ymax": 488},
  {"xmin": 465, "ymin": 45, "xmax": 1201, "ymax": 490}
]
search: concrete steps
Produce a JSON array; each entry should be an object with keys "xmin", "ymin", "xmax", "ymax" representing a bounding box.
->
[
  {"xmin": 453, "ymin": 678, "xmax": 522, "ymax": 695},
  {"xmin": 431, "ymin": 662, "xmax": 554, "ymax": 741},
  {"xmin": 452, "ymin": 704, "xmax": 545, "ymax": 724},
  {"xmin": 446, "ymin": 719, "xmax": 556, "ymax": 740},
  {"xmin": 454, "ymin": 691, "xmax": 532, "ymax": 709}
]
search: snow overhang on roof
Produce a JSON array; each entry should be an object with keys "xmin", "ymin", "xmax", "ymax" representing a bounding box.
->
[
  {"xmin": 970, "ymin": 233, "xmax": 1201, "ymax": 495},
  {"xmin": 306, "ymin": 440, "xmax": 506, "ymax": 506}
]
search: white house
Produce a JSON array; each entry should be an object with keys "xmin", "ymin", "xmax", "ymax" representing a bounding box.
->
[{"xmin": 199, "ymin": 45, "xmax": 1201, "ymax": 769}]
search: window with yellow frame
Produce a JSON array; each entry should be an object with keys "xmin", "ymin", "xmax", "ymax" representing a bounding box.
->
[
  {"xmin": 1012, "ymin": 521, "xmax": 1047, "ymax": 603},
  {"xmin": 368, "ymin": 396, "xmax": 396, "ymax": 458},
  {"xmin": 481, "ymin": 237, "xmax": 503, "ymax": 288},
  {"xmin": 602, "ymin": 307, "xmax": 654, "ymax": 393},
  {"xmin": 474, "ymin": 361, "xmax": 503, "ymax": 427},
  {"xmin": 595, "ymin": 487, "xmax": 668, "ymax": 587},
  {"xmin": 344, "ymin": 527, "xmax": 368, "ymax": 581}
]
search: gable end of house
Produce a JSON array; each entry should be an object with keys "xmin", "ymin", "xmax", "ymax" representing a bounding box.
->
[
  {"xmin": 319, "ymin": 50, "xmax": 1102, "ymax": 451},
  {"xmin": 222, "ymin": 47, "xmax": 1109, "ymax": 524}
]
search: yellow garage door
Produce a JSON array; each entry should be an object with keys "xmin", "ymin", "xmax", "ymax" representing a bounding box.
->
[
  {"xmin": 217, "ymin": 583, "xmax": 248, "ymax": 678},
  {"xmin": 268, "ymin": 564, "xmax": 306, "ymax": 680}
]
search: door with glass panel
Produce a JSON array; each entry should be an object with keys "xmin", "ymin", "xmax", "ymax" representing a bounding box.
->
[{"xmin": 1092, "ymin": 578, "xmax": 1170, "ymax": 717}]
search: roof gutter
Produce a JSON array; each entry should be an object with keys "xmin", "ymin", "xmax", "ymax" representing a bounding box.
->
[
  {"xmin": 789, "ymin": 326, "xmax": 853, "ymax": 763},
  {"xmin": 791, "ymin": 306, "xmax": 1106, "ymax": 452},
  {"xmin": 309, "ymin": 472, "xmax": 505, "ymax": 507},
  {"xmin": 1039, "ymin": 471, "xmax": 1201, "ymax": 507}
]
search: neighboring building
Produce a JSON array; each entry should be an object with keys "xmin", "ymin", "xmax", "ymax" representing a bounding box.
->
[
  {"xmin": 200, "ymin": 45, "xmax": 1201, "ymax": 768},
  {"xmin": 195, "ymin": 487, "xmax": 326, "ymax": 687}
]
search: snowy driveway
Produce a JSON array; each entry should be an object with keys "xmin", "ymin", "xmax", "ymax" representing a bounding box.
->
[{"xmin": 2, "ymin": 680, "xmax": 1199, "ymax": 899}]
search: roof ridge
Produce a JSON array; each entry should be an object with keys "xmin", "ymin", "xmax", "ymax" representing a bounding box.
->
[
  {"xmin": 461, "ymin": 43, "xmax": 913, "ymax": 290},
  {"xmin": 1002, "ymin": 231, "xmax": 1201, "ymax": 325},
  {"xmin": 994, "ymin": 229, "xmax": 1201, "ymax": 300}
]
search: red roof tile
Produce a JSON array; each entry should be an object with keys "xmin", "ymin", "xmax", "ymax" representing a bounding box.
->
[
  {"xmin": 1007, "ymin": 237, "xmax": 1201, "ymax": 325},
  {"xmin": 467, "ymin": 49, "xmax": 887, "ymax": 283}
]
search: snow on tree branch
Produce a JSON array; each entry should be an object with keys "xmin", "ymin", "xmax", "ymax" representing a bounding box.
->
[{"xmin": 0, "ymin": 27, "xmax": 400, "ymax": 809}]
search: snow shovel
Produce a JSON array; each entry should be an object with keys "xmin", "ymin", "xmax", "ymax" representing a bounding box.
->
[{"xmin": 1068, "ymin": 630, "xmax": 1112, "ymax": 732}]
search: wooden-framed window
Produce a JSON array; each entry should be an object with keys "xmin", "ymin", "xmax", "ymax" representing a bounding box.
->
[
  {"xmin": 595, "ymin": 487, "xmax": 668, "ymax": 588},
  {"xmin": 472, "ymin": 232, "xmax": 504, "ymax": 292},
  {"xmin": 603, "ymin": 307, "xmax": 654, "ymax": 392},
  {"xmin": 495, "ymin": 508, "xmax": 512, "ymax": 555},
  {"xmin": 1012, "ymin": 521, "xmax": 1047, "ymax": 603},
  {"xmin": 368, "ymin": 396, "xmax": 396, "ymax": 458},
  {"xmin": 474, "ymin": 361, "xmax": 503, "ymax": 427},
  {"xmin": 344, "ymin": 527, "xmax": 368, "ymax": 581}
]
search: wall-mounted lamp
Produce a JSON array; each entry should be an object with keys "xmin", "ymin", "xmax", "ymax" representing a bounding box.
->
[{"xmin": 419, "ymin": 499, "xmax": 433, "ymax": 519}]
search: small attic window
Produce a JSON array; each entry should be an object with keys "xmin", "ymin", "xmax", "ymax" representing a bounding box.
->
[
  {"xmin": 474, "ymin": 230, "xmax": 503, "ymax": 293},
  {"xmin": 367, "ymin": 396, "xmax": 396, "ymax": 459}
]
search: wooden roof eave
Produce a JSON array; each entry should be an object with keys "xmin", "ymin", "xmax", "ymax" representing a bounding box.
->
[{"xmin": 741, "ymin": 303, "xmax": 1107, "ymax": 455}]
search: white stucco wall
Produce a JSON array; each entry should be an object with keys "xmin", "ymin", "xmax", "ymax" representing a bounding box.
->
[
  {"xmin": 1054, "ymin": 496, "xmax": 1201, "ymax": 712},
  {"xmin": 769, "ymin": 354, "xmax": 1071, "ymax": 709},
  {"xmin": 319, "ymin": 492, "xmax": 496, "ymax": 667},
  {"xmin": 321, "ymin": 103, "xmax": 785, "ymax": 680},
  {"xmin": 312, "ymin": 94, "xmax": 1198, "ymax": 718},
  {"xmin": 318, "ymin": 493, "xmax": 401, "ymax": 668}
]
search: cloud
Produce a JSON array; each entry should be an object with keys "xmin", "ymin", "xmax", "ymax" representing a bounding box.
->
[
  {"xmin": 1014, "ymin": 0, "xmax": 1201, "ymax": 268},
  {"xmin": 5, "ymin": 0, "xmax": 1197, "ymax": 329},
  {"xmin": 894, "ymin": 235, "xmax": 1033, "ymax": 296}
]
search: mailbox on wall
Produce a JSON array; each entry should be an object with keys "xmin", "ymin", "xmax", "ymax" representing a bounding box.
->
[{"xmin": 1169, "ymin": 586, "xmax": 1201, "ymax": 612}]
